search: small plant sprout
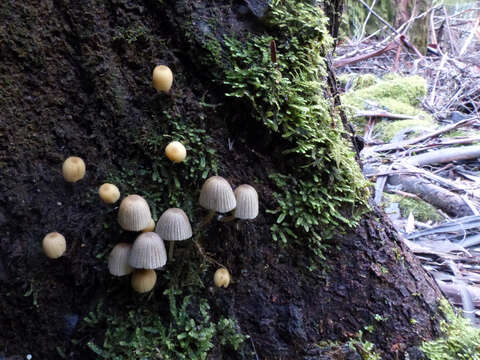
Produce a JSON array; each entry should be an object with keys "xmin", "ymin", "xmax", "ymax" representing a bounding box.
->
[
  {"xmin": 98, "ymin": 183, "xmax": 121, "ymax": 204},
  {"xmin": 152, "ymin": 65, "xmax": 173, "ymax": 93},
  {"xmin": 131, "ymin": 269, "xmax": 157, "ymax": 293},
  {"xmin": 108, "ymin": 243, "xmax": 133, "ymax": 276},
  {"xmin": 222, "ymin": 184, "xmax": 259, "ymax": 222},
  {"xmin": 142, "ymin": 218, "xmax": 156, "ymax": 233},
  {"xmin": 62, "ymin": 156, "xmax": 86, "ymax": 182},
  {"xmin": 118, "ymin": 195, "xmax": 152, "ymax": 231},
  {"xmin": 199, "ymin": 176, "xmax": 236, "ymax": 226},
  {"xmin": 155, "ymin": 208, "xmax": 192, "ymax": 260},
  {"xmin": 128, "ymin": 232, "xmax": 167, "ymax": 269},
  {"xmin": 214, "ymin": 268, "xmax": 231, "ymax": 288},
  {"xmin": 165, "ymin": 141, "xmax": 187, "ymax": 163},
  {"xmin": 42, "ymin": 232, "xmax": 66, "ymax": 259}
]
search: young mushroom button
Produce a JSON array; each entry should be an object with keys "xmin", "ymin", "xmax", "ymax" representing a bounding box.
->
[
  {"xmin": 152, "ymin": 65, "xmax": 173, "ymax": 93},
  {"xmin": 62, "ymin": 156, "xmax": 86, "ymax": 183},
  {"xmin": 131, "ymin": 269, "xmax": 157, "ymax": 293}
]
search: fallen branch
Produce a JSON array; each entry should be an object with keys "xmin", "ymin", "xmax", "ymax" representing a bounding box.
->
[
  {"xmin": 353, "ymin": 110, "xmax": 416, "ymax": 119},
  {"xmin": 333, "ymin": 39, "xmax": 398, "ymax": 68},
  {"xmin": 405, "ymin": 144, "xmax": 480, "ymax": 167}
]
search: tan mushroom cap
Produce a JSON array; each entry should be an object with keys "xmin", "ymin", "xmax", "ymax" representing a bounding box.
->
[
  {"xmin": 62, "ymin": 156, "xmax": 86, "ymax": 182},
  {"xmin": 118, "ymin": 195, "xmax": 152, "ymax": 231},
  {"xmin": 233, "ymin": 184, "xmax": 259, "ymax": 220},
  {"xmin": 165, "ymin": 141, "xmax": 187, "ymax": 163},
  {"xmin": 128, "ymin": 232, "xmax": 167, "ymax": 269},
  {"xmin": 155, "ymin": 208, "xmax": 192, "ymax": 241},
  {"xmin": 131, "ymin": 269, "xmax": 157, "ymax": 293},
  {"xmin": 152, "ymin": 65, "xmax": 173, "ymax": 93},
  {"xmin": 108, "ymin": 243, "xmax": 134, "ymax": 276},
  {"xmin": 99, "ymin": 183, "xmax": 121, "ymax": 204},
  {"xmin": 42, "ymin": 232, "xmax": 66, "ymax": 259},
  {"xmin": 214, "ymin": 268, "xmax": 231, "ymax": 288},
  {"xmin": 199, "ymin": 176, "xmax": 236, "ymax": 213}
]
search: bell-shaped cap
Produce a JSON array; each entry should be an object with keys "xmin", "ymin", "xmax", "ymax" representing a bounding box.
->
[
  {"xmin": 199, "ymin": 176, "xmax": 236, "ymax": 213},
  {"xmin": 118, "ymin": 195, "xmax": 152, "ymax": 231},
  {"xmin": 131, "ymin": 269, "xmax": 157, "ymax": 293},
  {"xmin": 108, "ymin": 243, "xmax": 134, "ymax": 276},
  {"xmin": 233, "ymin": 184, "xmax": 259, "ymax": 220},
  {"xmin": 128, "ymin": 232, "xmax": 167, "ymax": 269},
  {"xmin": 155, "ymin": 208, "xmax": 192, "ymax": 241}
]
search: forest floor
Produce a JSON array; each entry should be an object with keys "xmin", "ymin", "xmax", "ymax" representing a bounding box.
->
[{"xmin": 334, "ymin": 3, "xmax": 480, "ymax": 326}]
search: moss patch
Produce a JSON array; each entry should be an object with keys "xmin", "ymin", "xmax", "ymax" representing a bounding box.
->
[
  {"xmin": 421, "ymin": 298, "xmax": 480, "ymax": 359},
  {"xmin": 223, "ymin": 0, "xmax": 370, "ymax": 256},
  {"xmin": 375, "ymin": 118, "xmax": 436, "ymax": 143},
  {"xmin": 341, "ymin": 74, "xmax": 430, "ymax": 130},
  {"xmin": 383, "ymin": 194, "xmax": 442, "ymax": 223},
  {"xmin": 338, "ymin": 73, "xmax": 378, "ymax": 91}
]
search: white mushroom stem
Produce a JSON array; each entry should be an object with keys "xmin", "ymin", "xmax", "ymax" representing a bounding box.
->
[{"xmin": 169, "ymin": 241, "xmax": 175, "ymax": 261}]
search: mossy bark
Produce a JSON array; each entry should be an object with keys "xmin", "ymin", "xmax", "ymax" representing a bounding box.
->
[{"xmin": 0, "ymin": 0, "xmax": 443, "ymax": 359}]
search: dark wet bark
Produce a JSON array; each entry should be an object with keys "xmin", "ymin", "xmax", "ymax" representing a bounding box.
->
[{"xmin": 0, "ymin": 0, "xmax": 442, "ymax": 359}]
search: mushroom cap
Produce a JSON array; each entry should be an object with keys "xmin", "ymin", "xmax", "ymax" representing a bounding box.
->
[
  {"xmin": 152, "ymin": 65, "xmax": 173, "ymax": 93},
  {"xmin": 99, "ymin": 183, "xmax": 121, "ymax": 204},
  {"xmin": 233, "ymin": 184, "xmax": 259, "ymax": 220},
  {"xmin": 42, "ymin": 232, "xmax": 66, "ymax": 259},
  {"xmin": 62, "ymin": 156, "xmax": 86, "ymax": 182},
  {"xmin": 128, "ymin": 232, "xmax": 167, "ymax": 269},
  {"xmin": 199, "ymin": 176, "xmax": 236, "ymax": 213},
  {"xmin": 118, "ymin": 195, "xmax": 152, "ymax": 231},
  {"xmin": 108, "ymin": 243, "xmax": 134, "ymax": 276},
  {"xmin": 214, "ymin": 268, "xmax": 231, "ymax": 288},
  {"xmin": 165, "ymin": 141, "xmax": 186, "ymax": 163},
  {"xmin": 131, "ymin": 269, "xmax": 157, "ymax": 293},
  {"xmin": 142, "ymin": 218, "xmax": 156, "ymax": 233},
  {"xmin": 155, "ymin": 208, "xmax": 192, "ymax": 241}
]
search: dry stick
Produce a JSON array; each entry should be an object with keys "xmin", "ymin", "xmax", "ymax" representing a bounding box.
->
[
  {"xmin": 442, "ymin": 5, "xmax": 457, "ymax": 55},
  {"xmin": 428, "ymin": 52, "xmax": 448, "ymax": 106},
  {"xmin": 354, "ymin": 110, "xmax": 416, "ymax": 119},
  {"xmin": 404, "ymin": 145, "xmax": 480, "ymax": 167},
  {"xmin": 392, "ymin": 42, "xmax": 403, "ymax": 72},
  {"xmin": 358, "ymin": 0, "xmax": 378, "ymax": 43},
  {"xmin": 194, "ymin": 239, "xmax": 226, "ymax": 269},
  {"xmin": 333, "ymin": 39, "xmax": 398, "ymax": 68},
  {"xmin": 357, "ymin": 0, "xmax": 398, "ymax": 35},
  {"xmin": 430, "ymin": 6, "xmax": 438, "ymax": 47},
  {"xmin": 459, "ymin": 17, "xmax": 480, "ymax": 56},
  {"xmin": 374, "ymin": 164, "xmax": 392, "ymax": 204},
  {"xmin": 364, "ymin": 118, "xmax": 475, "ymax": 153}
]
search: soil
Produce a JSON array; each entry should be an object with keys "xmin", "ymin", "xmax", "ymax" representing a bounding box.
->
[{"xmin": 0, "ymin": 0, "xmax": 443, "ymax": 359}]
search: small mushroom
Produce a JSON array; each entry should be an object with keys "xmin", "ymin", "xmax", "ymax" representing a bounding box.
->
[
  {"xmin": 142, "ymin": 218, "xmax": 156, "ymax": 233},
  {"xmin": 62, "ymin": 156, "xmax": 86, "ymax": 183},
  {"xmin": 42, "ymin": 232, "xmax": 66, "ymax": 259},
  {"xmin": 131, "ymin": 269, "xmax": 157, "ymax": 293},
  {"xmin": 155, "ymin": 208, "xmax": 192, "ymax": 260},
  {"xmin": 98, "ymin": 183, "xmax": 120, "ymax": 204},
  {"xmin": 222, "ymin": 184, "xmax": 259, "ymax": 222},
  {"xmin": 108, "ymin": 243, "xmax": 133, "ymax": 276},
  {"xmin": 152, "ymin": 65, "xmax": 173, "ymax": 93},
  {"xmin": 128, "ymin": 232, "xmax": 167, "ymax": 269},
  {"xmin": 165, "ymin": 141, "xmax": 186, "ymax": 163},
  {"xmin": 214, "ymin": 268, "xmax": 231, "ymax": 288},
  {"xmin": 199, "ymin": 176, "xmax": 236, "ymax": 226},
  {"xmin": 118, "ymin": 195, "xmax": 152, "ymax": 231}
]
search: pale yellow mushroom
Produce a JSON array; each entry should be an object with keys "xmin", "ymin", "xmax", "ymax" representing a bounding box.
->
[
  {"xmin": 99, "ymin": 183, "xmax": 121, "ymax": 204},
  {"xmin": 62, "ymin": 156, "xmax": 86, "ymax": 183},
  {"xmin": 214, "ymin": 268, "xmax": 231, "ymax": 288},
  {"xmin": 165, "ymin": 141, "xmax": 186, "ymax": 163},
  {"xmin": 42, "ymin": 232, "xmax": 66, "ymax": 259},
  {"xmin": 152, "ymin": 65, "xmax": 173, "ymax": 93},
  {"xmin": 131, "ymin": 269, "xmax": 157, "ymax": 293}
]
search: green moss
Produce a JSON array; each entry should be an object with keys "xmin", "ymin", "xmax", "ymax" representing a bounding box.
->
[
  {"xmin": 223, "ymin": 0, "xmax": 370, "ymax": 256},
  {"xmin": 338, "ymin": 73, "xmax": 378, "ymax": 91},
  {"xmin": 421, "ymin": 298, "xmax": 480, "ymax": 359},
  {"xmin": 375, "ymin": 118, "xmax": 436, "ymax": 142},
  {"xmin": 383, "ymin": 194, "xmax": 442, "ymax": 223},
  {"xmin": 85, "ymin": 290, "xmax": 247, "ymax": 360}
]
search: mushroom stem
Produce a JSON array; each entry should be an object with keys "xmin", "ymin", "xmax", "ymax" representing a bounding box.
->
[
  {"xmin": 169, "ymin": 241, "xmax": 175, "ymax": 261},
  {"xmin": 219, "ymin": 214, "xmax": 235, "ymax": 222},
  {"xmin": 199, "ymin": 210, "xmax": 216, "ymax": 229}
]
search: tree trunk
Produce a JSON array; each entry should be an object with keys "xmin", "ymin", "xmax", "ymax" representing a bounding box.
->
[{"xmin": 0, "ymin": 0, "xmax": 443, "ymax": 359}]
